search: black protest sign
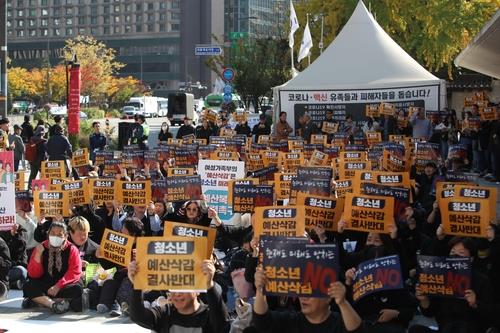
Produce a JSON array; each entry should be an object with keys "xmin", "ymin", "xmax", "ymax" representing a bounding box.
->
[
  {"xmin": 165, "ymin": 175, "xmax": 202, "ymax": 202},
  {"xmin": 232, "ymin": 184, "xmax": 274, "ymax": 213}
]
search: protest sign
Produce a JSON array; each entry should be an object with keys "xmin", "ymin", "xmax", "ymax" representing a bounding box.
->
[
  {"xmin": 15, "ymin": 171, "xmax": 25, "ymax": 191},
  {"xmin": 309, "ymin": 150, "xmax": 330, "ymax": 166},
  {"xmin": 288, "ymin": 140, "xmax": 304, "ymax": 151},
  {"xmin": 389, "ymin": 134, "xmax": 406, "ymax": 143},
  {"xmin": 321, "ymin": 121, "xmax": 339, "ymax": 134},
  {"xmin": 163, "ymin": 221, "xmax": 216, "ymax": 259},
  {"xmin": 365, "ymin": 104, "xmax": 379, "ymax": 118},
  {"xmin": 232, "ymin": 111, "xmax": 248, "ymax": 123},
  {"xmin": 360, "ymin": 183, "xmax": 410, "ymax": 217},
  {"xmin": 204, "ymin": 109, "xmax": 218, "ymax": 123},
  {"xmin": 103, "ymin": 159, "xmax": 121, "ymax": 176},
  {"xmin": 275, "ymin": 173, "xmax": 296, "ymax": 200},
  {"xmin": 194, "ymin": 138, "xmax": 207, "ymax": 146},
  {"xmin": 262, "ymin": 238, "xmax": 339, "ymax": 297},
  {"xmin": 333, "ymin": 179, "xmax": 353, "ymax": 198},
  {"xmin": 232, "ymin": 184, "xmax": 274, "ymax": 213},
  {"xmin": 49, "ymin": 178, "xmax": 68, "ymax": 191},
  {"xmin": 198, "ymin": 159, "xmax": 245, "ymax": 222},
  {"xmin": 279, "ymin": 152, "xmax": 304, "ymax": 172},
  {"xmin": 95, "ymin": 150, "xmax": 114, "ymax": 166},
  {"xmin": 415, "ymin": 142, "xmax": 441, "ymax": 160},
  {"xmin": 15, "ymin": 191, "xmax": 31, "ymax": 213},
  {"xmin": 157, "ymin": 145, "xmax": 171, "ymax": 161},
  {"xmin": 290, "ymin": 178, "xmax": 331, "ymax": 204},
  {"xmin": 56, "ymin": 180, "xmax": 90, "ymax": 206},
  {"xmin": 34, "ymin": 191, "xmax": 70, "ymax": 217},
  {"xmin": 174, "ymin": 145, "xmax": 199, "ymax": 167},
  {"xmin": 115, "ymin": 181, "xmax": 151, "ymax": 207},
  {"xmin": 246, "ymin": 152, "xmax": 265, "ymax": 171},
  {"xmin": 168, "ymin": 138, "xmax": 184, "ymax": 145},
  {"xmin": 448, "ymin": 144, "xmax": 468, "ymax": 160},
  {"xmin": 338, "ymin": 161, "xmax": 371, "ymax": 179},
  {"xmin": 439, "ymin": 195, "xmax": 490, "ymax": 238},
  {"xmin": 479, "ymin": 107, "xmax": 497, "ymax": 121},
  {"xmin": 455, "ymin": 184, "xmax": 497, "ymax": 221},
  {"xmin": 227, "ymin": 178, "xmax": 259, "ymax": 208},
  {"xmin": 41, "ymin": 160, "xmax": 66, "ymax": 179},
  {"xmin": 143, "ymin": 150, "xmax": 158, "ymax": 168},
  {"xmin": 382, "ymin": 150, "xmax": 408, "ymax": 172},
  {"xmin": 311, "ymin": 134, "xmax": 327, "ymax": 145},
  {"xmin": 0, "ymin": 152, "xmax": 16, "ymax": 231},
  {"xmin": 134, "ymin": 236, "xmax": 207, "ymax": 291},
  {"xmin": 72, "ymin": 148, "xmax": 89, "ymax": 168},
  {"xmin": 165, "ymin": 175, "xmax": 202, "ymax": 202},
  {"xmin": 296, "ymin": 193, "xmax": 344, "ymax": 232},
  {"xmin": 211, "ymin": 150, "xmax": 240, "ymax": 161},
  {"xmin": 257, "ymin": 135, "xmax": 271, "ymax": 145},
  {"xmin": 166, "ymin": 167, "xmax": 195, "ymax": 177},
  {"xmin": 445, "ymin": 171, "xmax": 479, "ymax": 183},
  {"xmin": 89, "ymin": 178, "xmax": 116, "ymax": 206},
  {"xmin": 340, "ymin": 151, "xmax": 367, "ymax": 162},
  {"xmin": 248, "ymin": 166, "xmax": 278, "ymax": 184},
  {"xmin": 254, "ymin": 206, "xmax": 306, "ymax": 238},
  {"xmin": 31, "ymin": 179, "xmax": 49, "ymax": 191},
  {"xmin": 151, "ymin": 179, "xmax": 167, "ymax": 202},
  {"xmin": 182, "ymin": 133, "xmax": 197, "ymax": 144},
  {"xmin": 304, "ymin": 144, "xmax": 324, "ymax": 160},
  {"xmin": 344, "ymin": 193, "xmax": 394, "ymax": 233},
  {"xmin": 262, "ymin": 150, "xmax": 280, "ymax": 167},
  {"xmin": 352, "ymin": 255, "xmax": 403, "ymax": 302},
  {"xmin": 379, "ymin": 102, "xmax": 396, "ymax": 116},
  {"xmin": 100, "ymin": 229, "xmax": 134, "ymax": 267},
  {"xmin": 365, "ymin": 131, "xmax": 381, "ymax": 146},
  {"xmin": 417, "ymin": 255, "xmax": 471, "ymax": 298}
]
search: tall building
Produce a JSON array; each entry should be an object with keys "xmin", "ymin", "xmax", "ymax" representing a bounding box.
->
[{"xmin": 6, "ymin": 0, "xmax": 223, "ymax": 98}]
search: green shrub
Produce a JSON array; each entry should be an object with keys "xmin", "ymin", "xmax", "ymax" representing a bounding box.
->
[
  {"xmin": 82, "ymin": 107, "xmax": 105, "ymax": 120},
  {"xmin": 106, "ymin": 109, "xmax": 122, "ymax": 118},
  {"xmin": 33, "ymin": 110, "xmax": 51, "ymax": 124}
]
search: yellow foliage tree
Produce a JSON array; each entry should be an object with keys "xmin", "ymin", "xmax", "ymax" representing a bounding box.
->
[{"xmin": 7, "ymin": 67, "xmax": 36, "ymax": 101}]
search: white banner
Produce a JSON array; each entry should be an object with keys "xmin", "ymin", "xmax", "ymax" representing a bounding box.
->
[
  {"xmin": 0, "ymin": 151, "xmax": 17, "ymax": 231},
  {"xmin": 279, "ymin": 84, "xmax": 441, "ymax": 134},
  {"xmin": 198, "ymin": 159, "xmax": 245, "ymax": 223}
]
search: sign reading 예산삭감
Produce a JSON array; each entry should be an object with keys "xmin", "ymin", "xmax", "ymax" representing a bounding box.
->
[{"xmin": 100, "ymin": 228, "xmax": 134, "ymax": 268}]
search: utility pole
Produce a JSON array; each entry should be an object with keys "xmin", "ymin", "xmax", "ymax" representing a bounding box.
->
[{"xmin": 0, "ymin": 1, "xmax": 7, "ymax": 118}]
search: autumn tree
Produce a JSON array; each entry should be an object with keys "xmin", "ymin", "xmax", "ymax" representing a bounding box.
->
[
  {"xmin": 294, "ymin": 0, "xmax": 499, "ymax": 77},
  {"xmin": 29, "ymin": 65, "xmax": 67, "ymax": 104},
  {"xmin": 7, "ymin": 67, "xmax": 36, "ymax": 102},
  {"xmin": 62, "ymin": 35, "xmax": 124, "ymax": 104},
  {"xmin": 106, "ymin": 76, "xmax": 147, "ymax": 109}
]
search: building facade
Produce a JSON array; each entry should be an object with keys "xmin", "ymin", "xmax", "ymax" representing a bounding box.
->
[{"xmin": 5, "ymin": 0, "xmax": 225, "ymax": 98}]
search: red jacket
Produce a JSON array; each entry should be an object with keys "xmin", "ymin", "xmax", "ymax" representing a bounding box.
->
[{"xmin": 28, "ymin": 240, "xmax": 82, "ymax": 289}]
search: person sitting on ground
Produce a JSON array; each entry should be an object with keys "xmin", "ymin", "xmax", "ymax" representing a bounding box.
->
[
  {"xmin": 22, "ymin": 222, "xmax": 83, "ymax": 314},
  {"xmin": 128, "ymin": 258, "xmax": 230, "ymax": 333}
]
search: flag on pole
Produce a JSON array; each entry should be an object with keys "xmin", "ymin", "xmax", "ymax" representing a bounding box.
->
[
  {"xmin": 298, "ymin": 21, "xmax": 313, "ymax": 63},
  {"xmin": 289, "ymin": 1, "xmax": 300, "ymax": 48}
]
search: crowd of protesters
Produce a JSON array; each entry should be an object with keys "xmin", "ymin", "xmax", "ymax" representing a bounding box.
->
[{"xmin": 0, "ymin": 99, "xmax": 499, "ymax": 333}]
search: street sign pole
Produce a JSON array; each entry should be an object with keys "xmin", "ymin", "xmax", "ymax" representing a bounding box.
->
[{"xmin": 0, "ymin": 1, "xmax": 7, "ymax": 118}]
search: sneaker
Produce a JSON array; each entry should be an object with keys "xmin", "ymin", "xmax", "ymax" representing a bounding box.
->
[
  {"xmin": 96, "ymin": 303, "xmax": 110, "ymax": 314},
  {"xmin": 109, "ymin": 302, "xmax": 122, "ymax": 317},
  {"xmin": 121, "ymin": 302, "xmax": 129, "ymax": 317},
  {"xmin": 21, "ymin": 298, "xmax": 33, "ymax": 309},
  {"xmin": 52, "ymin": 299, "xmax": 70, "ymax": 314}
]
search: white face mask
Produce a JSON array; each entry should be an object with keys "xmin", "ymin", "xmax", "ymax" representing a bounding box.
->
[{"xmin": 49, "ymin": 236, "xmax": 65, "ymax": 248}]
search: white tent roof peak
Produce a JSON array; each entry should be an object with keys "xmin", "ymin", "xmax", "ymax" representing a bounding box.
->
[{"xmin": 284, "ymin": 0, "xmax": 440, "ymax": 90}]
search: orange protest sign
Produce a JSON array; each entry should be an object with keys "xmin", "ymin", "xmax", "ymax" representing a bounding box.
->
[
  {"xmin": 344, "ymin": 193, "xmax": 394, "ymax": 234},
  {"xmin": 253, "ymin": 206, "xmax": 306, "ymax": 238},
  {"xmin": 257, "ymin": 135, "xmax": 272, "ymax": 145},
  {"xmin": 274, "ymin": 172, "xmax": 296, "ymax": 200},
  {"xmin": 334, "ymin": 178, "xmax": 353, "ymax": 198},
  {"xmin": 339, "ymin": 151, "xmax": 367, "ymax": 162},
  {"xmin": 210, "ymin": 150, "xmax": 240, "ymax": 161},
  {"xmin": 15, "ymin": 172, "xmax": 25, "ymax": 192},
  {"xmin": 365, "ymin": 104, "xmax": 379, "ymax": 118},
  {"xmin": 134, "ymin": 236, "xmax": 207, "ymax": 291},
  {"xmin": 389, "ymin": 135, "xmax": 405, "ymax": 143},
  {"xmin": 379, "ymin": 102, "xmax": 396, "ymax": 116},
  {"xmin": 338, "ymin": 161, "xmax": 371, "ymax": 179},
  {"xmin": 115, "ymin": 180, "xmax": 152, "ymax": 207},
  {"xmin": 246, "ymin": 152, "xmax": 265, "ymax": 171},
  {"xmin": 55, "ymin": 180, "xmax": 90, "ymax": 206},
  {"xmin": 167, "ymin": 167, "xmax": 195, "ymax": 177},
  {"xmin": 72, "ymin": 148, "xmax": 89, "ymax": 168},
  {"xmin": 296, "ymin": 193, "xmax": 344, "ymax": 232},
  {"xmin": 439, "ymin": 196, "xmax": 490, "ymax": 238},
  {"xmin": 382, "ymin": 150, "xmax": 408, "ymax": 172},
  {"xmin": 100, "ymin": 228, "xmax": 134, "ymax": 267},
  {"xmin": 479, "ymin": 107, "xmax": 497, "ymax": 121},
  {"xmin": 279, "ymin": 152, "xmax": 305, "ymax": 172},
  {"xmin": 34, "ymin": 190, "xmax": 71, "ymax": 217},
  {"xmin": 288, "ymin": 140, "xmax": 304, "ymax": 151},
  {"xmin": 41, "ymin": 160, "xmax": 67, "ymax": 180},
  {"xmin": 163, "ymin": 222, "xmax": 216, "ymax": 259},
  {"xmin": 220, "ymin": 128, "xmax": 236, "ymax": 137},
  {"xmin": 365, "ymin": 132, "xmax": 381, "ymax": 146},
  {"xmin": 310, "ymin": 134, "xmax": 328, "ymax": 145},
  {"xmin": 454, "ymin": 184, "xmax": 497, "ymax": 221},
  {"xmin": 262, "ymin": 150, "xmax": 280, "ymax": 167},
  {"xmin": 89, "ymin": 178, "xmax": 116, "ymax": 206},
  {"xmin": 321, "ymin": 122, "xmax": 339, "ymax": 134},
  {"xmin": 308, "ymin": 150, "xmax": 329, "ymax": 166}
]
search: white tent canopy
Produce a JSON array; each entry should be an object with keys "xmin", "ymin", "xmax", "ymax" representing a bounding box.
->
[
  {"xmin": 274, "ymin": 0, "xmax": 446, "ymax": 129},
  {"xmin": 283, "ymin": 1, "xmax": 441, "ymax": 90},
  {"xmin": 455, "ymin": 9, "xmax": 500, "ymax": 79}
]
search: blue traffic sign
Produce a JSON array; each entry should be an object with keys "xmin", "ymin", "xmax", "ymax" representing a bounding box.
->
[
  {"xmin": 223, "ymin": 93, "xmax": 232, "ymax": 103},
  {"xmin": 223, "ymin": 84, "xmax": 233, "ymax": 95},
  {"xmin": 194, "ymin": 46, "xmax": 223, "ymax": 56},
  {"xmin": 222, "ymin": 68, "xmax": 235, "ymax": 81}
]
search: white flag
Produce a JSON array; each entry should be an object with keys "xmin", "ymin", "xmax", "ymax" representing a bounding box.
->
[
  {"xmin": 298, "ymin": 21, "xmax": 313, "ymax": 63},
  {"xmin": 289, "ymin": 0, "xmax": 299, "ymax": 48}
]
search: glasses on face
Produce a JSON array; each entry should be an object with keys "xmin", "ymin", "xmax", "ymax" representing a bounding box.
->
[{"xmin": 186, "ymin": 207, "xmax": 198, "ymax": 212}]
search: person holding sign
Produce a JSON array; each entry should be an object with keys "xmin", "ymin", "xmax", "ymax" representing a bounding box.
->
[
  {"xmin": 22, "ymin": 222, "xmax": 83, "ymax": 314},
  {"xmin": 127, "ymin": 259, "xmax": 229, "ymax": 333},
  {"xmin": 252, "ymin": 266, "xmax": 364, "ymax": 333},
  {"xmin": 411, "ymin": 237, "xmax": 495, "ymax": 333},
  {"xmin": 165, "ymin": 199, "xmax": 212, "ymax": 227},
  {"xmin": 276, "ymin": 111, "xmax": 294, "ymax": 141}
]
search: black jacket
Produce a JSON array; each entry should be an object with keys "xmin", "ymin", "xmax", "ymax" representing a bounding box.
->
[
  {"xmin": 0, "ymin": 237, "xmax": 11, "ymax": 283},
  {"xmin": 46, "ymin": 133, "xmax": 73, "ymax": 160},
  {"xmin": 21, "ymin": 121, "xmax": 34, "ymax": 143},
  {"xmin": 176, "ymin": 124, "xmax": 195, "ymax": 139},
  {"xmin": 0, "ymin": 227, "xmax": 28, "ymax": 268},
  {"xmin": 235, "ymin": 123, "xmax": 252, "ymax": 137},
  {"xmin": 252, "ymin": 123, "xmax": 271, "ymax": 143},
  {"xmin": 157, "ymin": 130, "xmax": 173, "ymax": 143},
  {"xmin": 195, "ymin": 125, "xmax": 214, "ymax": 141}
]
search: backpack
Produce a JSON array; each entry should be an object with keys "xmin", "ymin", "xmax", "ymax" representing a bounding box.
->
[{"xmin": 25, "ymin": 139, "xmax": 39, "ymax": 162}]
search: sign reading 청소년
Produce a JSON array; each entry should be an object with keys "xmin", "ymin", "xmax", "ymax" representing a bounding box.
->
[
  {"xmin": 167, "ymin": 167, "xmax": 195, "ymax": 177},
  {"xmin": 352, "ymin": 255, "xmax": 403, "ymax": 302},
  {"xmin": 165, "ymin": 175, "xmax": 202, "ymax": 202},
  {"xmin": 334, "ymin": 178, "xmax": 353, "ymax": 198},
  {"xmin": 344, "ymin": 193, "xmax": 394, "ymax": 234},
  {"xmin": 232, "ymin": 184, "xmax": 274, "ymax": 213},
  {"xmin": 279, "ymin": 85, "xmax": 438, "ymax": 132},
  {"xmin": 34, "ymin": 191, "xmax": 70, "ymax": 217},
  {"xmin": 479, "ymin": 107, "xmax": 498, "ymax": 121},
  {"xmin": 439, "ymin": 195, "xmax": 490, "ymax": 238},
  {"xmin": 15, "ymin": 171, "xmax": 25, "ymax": 191},
  {"xmin": 134, "ymin": 236, "xmax": 207, "ymax": 291},
  {"xmin": 417, "ymin": 255, "xmax": 471, "ymax": 298},
  {"xmin": 72, "ymin": 148, "xmax": 89, "ymax": 168},
  {"xmin": 198, "ymin": 159, "xmax": 245, "ymax": 223},
  {"xmin": 262, "ymin": 238, "xmax": 339, "ymax": 297},
  {"xmin": 338, "ymin": 161, "xmax": 371, "ymax": 179},
  {"xmin": 55, "ymin": 180, "xmax": 90, "ymax": 206},
  {"xmin": 115, "ymin": 180, "xmax": 151, "ymax": 207},
  {"xmin": 253, "ymin": 206, "xmax": 306, "ymax": 238},
  {"xmin": 163, "ymin": 221, "xmax": 216, "ymax": 259},
  {"xmin": 275, "ymin": 173, "xmax": 296, "ymax": 200},
  {"xmin": 41, "ymin": 160, "xmax": 66, "ymax": 179},
  {"xmin": 100, "ymin": 228, "xmax": 134, "ymax": 267},
  {"xmin": 455, "ymin": 184, "xmax": 497, "ymax": 221},
  {"xmin": 0, "ymin": 152, "xmax": 16, "ymax": 231},
  {"xmin": 296, "ymin": 193, "xmax": 344, "ymax": 232},
  {"xmin": 89, "ymin": 178, "xmax": 116, "ymax": 206}
]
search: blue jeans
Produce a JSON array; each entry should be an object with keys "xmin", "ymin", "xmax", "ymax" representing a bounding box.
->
[{"xmin": 8, "ymin": 266, "xmax": 27, "ymax": 288}]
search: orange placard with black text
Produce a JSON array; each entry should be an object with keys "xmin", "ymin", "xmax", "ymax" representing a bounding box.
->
[{"xmin": 344, "ymin": 193, "xmax": 394, "ymax": 234}]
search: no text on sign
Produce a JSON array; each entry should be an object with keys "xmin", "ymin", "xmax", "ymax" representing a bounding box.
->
[
  {"xmin": 223, "ymin": 93, "xmax": 232, "ymax": 103},
  {"xmin": 194, "ymin": 46, "xmax": 223, "ymax": 56},
  {"xmin": 222, "ymin": 68, "xmax": 235, "ymax": 81},
  {"xmin": 223, "ymin": 84, "xmax": 233, "ymax": 95}
]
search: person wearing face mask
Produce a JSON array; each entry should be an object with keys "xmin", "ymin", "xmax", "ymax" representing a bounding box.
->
[
  {"xmin": 410, "ymin": 236, "xmax": 496, "ymax": 333},
  {"xmin": 157, "ymin": 121, "xmax": 173, "ymax": 145},
  {"xmin": 22, "ymin": 222, "xmax": 83, "ymax": 314}
]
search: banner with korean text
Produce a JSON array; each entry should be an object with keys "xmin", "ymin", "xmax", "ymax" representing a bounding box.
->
[
  {"xmin": 100, "ymin": 228, "xmax": 134, "ymax": 268},
  {"xmin": 163, "ymin": 221, "xmax": 216, "ymax": 259},
  {"xmin": 254, "ymin": 206, "xmax": 305, "ymax": 238},
  {"xmin": 344, "ymin": 193, "xmax": 394, "ymax": 233},
  {"xmin": 0, "ymin": 152, "xmax": 16, "ymax": 231}
]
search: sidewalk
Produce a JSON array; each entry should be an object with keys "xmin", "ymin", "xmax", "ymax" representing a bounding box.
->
[{"xmin": 0, "ymin": 290, "xmax": 149, "ymax": 332}]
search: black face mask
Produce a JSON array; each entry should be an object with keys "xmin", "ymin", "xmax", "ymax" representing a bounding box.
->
[{"xmin": 364, "ymin": 244, "xmax": 385, "ymax": 260}]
